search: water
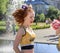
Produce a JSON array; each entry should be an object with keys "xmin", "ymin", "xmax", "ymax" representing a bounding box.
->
[
  {"xmin": 34, "ymin": 43, "xmax": 60, "ymax": 53},
  {"xmin": 0, "ymin": 40, "xmax": 60, "ymax": 53}
]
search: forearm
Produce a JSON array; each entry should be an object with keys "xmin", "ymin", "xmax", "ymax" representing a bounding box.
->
[{"xmin": 13, "ymin": 47, "xmax": 21, "ymax": 53}]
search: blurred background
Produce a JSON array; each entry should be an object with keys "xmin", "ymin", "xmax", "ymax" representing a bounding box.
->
[{"xmin": 0, "ymin": 0, "xmax": 60, "ymax": 53}]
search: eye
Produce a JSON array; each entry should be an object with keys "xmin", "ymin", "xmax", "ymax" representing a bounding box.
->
[
  {"xmin": 30, "ymin": 15, "xmax": 35, "ymax": 18},
  {"xmin": 30, "ymin": 17, "xmax": 32, "ymax": 18}
]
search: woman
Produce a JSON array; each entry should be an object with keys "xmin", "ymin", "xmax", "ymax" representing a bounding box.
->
[{"xmin": 12, "ymin": 4, "xmax": 36, "ymax": 53}]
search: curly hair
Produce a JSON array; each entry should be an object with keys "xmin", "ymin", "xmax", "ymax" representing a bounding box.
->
[{"xmin": 12, "ymin": 4, "xmax": 34, "ymax": 25}]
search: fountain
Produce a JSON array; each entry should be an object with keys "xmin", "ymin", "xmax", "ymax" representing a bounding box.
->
[{"xmin": 0, "ymin": 0, "xmax": 24, "ymax": 53}]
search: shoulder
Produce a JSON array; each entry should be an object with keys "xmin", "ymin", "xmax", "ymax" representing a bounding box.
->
[{"xmin": 17, "ymin": 27, "xmax": 26, "ymax": 36}]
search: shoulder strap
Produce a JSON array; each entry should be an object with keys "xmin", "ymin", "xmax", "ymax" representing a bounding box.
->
[{"xmin": 22, "ymin": 26, "xmax": 26, "ymax": 37}]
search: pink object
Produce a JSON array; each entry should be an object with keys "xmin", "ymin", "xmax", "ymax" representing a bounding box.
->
[{"xmin": 52, "ymin": 19, "xmax": 60, "ymax": 30}]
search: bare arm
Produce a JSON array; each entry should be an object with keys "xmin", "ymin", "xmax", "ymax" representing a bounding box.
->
[{"xmin": 13, "ymin": 27, "xmax": 25, "ymax": 53}]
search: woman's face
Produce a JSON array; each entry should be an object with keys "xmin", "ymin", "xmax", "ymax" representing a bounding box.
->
[{"xmin": 24, "ymin": 11, "xmax": 35, "ymax": 26}]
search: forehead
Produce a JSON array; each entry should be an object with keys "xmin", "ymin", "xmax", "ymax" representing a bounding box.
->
[{"xmin": 28, "ymin": 11, "xmax": 35, "ymax": 17}]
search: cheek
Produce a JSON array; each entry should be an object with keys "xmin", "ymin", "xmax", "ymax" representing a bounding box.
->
[
  {"xmin": 31, "ymin": 17, "xmax": 35, "ymax": 21},
  {"xmin": 33, "ymin": 17, "xmax": 35, "ymax": 21},
  {"xmin": 26, "ymin": 18, "xmax": 30, "ymax": 23}
]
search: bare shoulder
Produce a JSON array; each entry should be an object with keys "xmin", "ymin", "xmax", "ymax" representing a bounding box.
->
[
  {"xmin": 17, "ymin": 27, "xmax": 26, "ymax": 36},
  {"xmin": 14, "ymin": 27, "xmax": 26, "ymax": 42}
]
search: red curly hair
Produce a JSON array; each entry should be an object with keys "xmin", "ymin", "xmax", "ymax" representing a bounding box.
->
[{"xmin": 12, "ymin": 4, "xmax": 34, "ymax": 25}]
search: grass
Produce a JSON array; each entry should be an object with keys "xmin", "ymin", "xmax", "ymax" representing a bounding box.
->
[
  {"xmin": 0, "ymin": 21, "xmax": 50, "ymax": 32},
  {"xmin": 0, "ymin": 21, "xmax": 6, "ymax": 26},
  {"xmin": 0, "ymin": 26, "xmax": 6, "ymax": 30}
]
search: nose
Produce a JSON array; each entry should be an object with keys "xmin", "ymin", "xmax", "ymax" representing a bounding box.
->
[{"xmin": 32, "ymin": 17, "xmax": 34, "ymax": 21}]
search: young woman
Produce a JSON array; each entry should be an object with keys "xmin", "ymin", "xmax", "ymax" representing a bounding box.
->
[{"xmin": 12, "ymin": 4, "xmax": 36, "ymax": 53}]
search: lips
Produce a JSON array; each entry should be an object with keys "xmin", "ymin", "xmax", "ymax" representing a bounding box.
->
[{"xmin": 30, "ymin": 21, "xmax": 33, "ymax": 23}]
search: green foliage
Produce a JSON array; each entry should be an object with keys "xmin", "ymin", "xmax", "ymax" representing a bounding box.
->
[
  {"xmin": 15, "ymin": 25, "xmax": 19, "ymax": 31},
  {"xmin": 0, "ymin": 21, "xmax": 6, "ymax": 26},
  {"xmin": 31, "ymin": 24, "xmax": 50, "ymax": 30},
  {"xmin": 31, "ymin": 25, "xmax": 37, "ymax": 29},
  {"xmin": 39, "ymin": 13, "xmax": 45, "ymax": 22},
  {"xmin": 0, "ymin": 26, "xmax": 6, "ymax": 30},
  {"xmin": 0, "ymin": 0, "xmax": 9, "ymax": 14},
  {"xmin": 44, "ymin": 24, "xmax": 50, "ymax": 28},
  {"xmin": 0, "ymin": 21, "xmax": 50, "ymax": 32},
  {"xmin": 34, "ymin": 13, "xmax": 40, "ymax": 25},
  {"xmin": 57, "ymin": 11, "xmax": 60, "ymax": 17},
  {"xmin": 0, "ymin": 26, "xmax": 6, "ymax": 33},
  {"xmin": 46, "ymin": 6, "xmax": 60, "ymax": 21}
]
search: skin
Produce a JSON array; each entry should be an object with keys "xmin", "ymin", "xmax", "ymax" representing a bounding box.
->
[{"xmin": 13, "ymin": 10, "xmax": 35, "ymax": 53}]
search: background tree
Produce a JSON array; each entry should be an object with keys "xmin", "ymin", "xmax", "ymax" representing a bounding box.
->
[
  {"xmin": 34, "ymin": 13, "xmax": 39, "ymax": 25},
  {"xmin": 46, "ymin": 6, "xmax": 60, "ymax": 21},
  {"xmin": 39, "ymin": 13, "xmax": 45, "ymax": 22},
  {"xmin": 0, "ymin": 0, "xmax": 9, "ymax": 20}
]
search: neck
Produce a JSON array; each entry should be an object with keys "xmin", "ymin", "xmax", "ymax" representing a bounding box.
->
[{"xmin": 21, "ymin": 23, "xmax": 30, "ymax": 28}]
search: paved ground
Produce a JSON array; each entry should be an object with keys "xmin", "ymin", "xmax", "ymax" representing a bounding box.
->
[
  {"xmin": 0, "ymin": 27, "xmax": 59, "ymax": 45},
  {"xmin": 34, "ymin": 28, "xmax": 58, "ymax": 44}
]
